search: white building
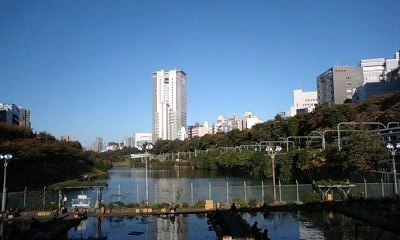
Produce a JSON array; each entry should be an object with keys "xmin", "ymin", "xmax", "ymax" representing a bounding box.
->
[
  {"xmin": 188, "ymin": 121, "xmax": 210, "ymax": 139},
  {"xmin": 93, "ymin": 137, "xmax": 103, "ymax": 152},
  {"xmin": 212, "ymin": 115, "xmax": 237, "ymax": 133},
  {"xmin": 361, "ymin": 58, "xmax": 385, "ymax": 83},
  {"xmin": 360, "ymin": 50, "xmax": 400, "ymax": 83},
  {"xmin": 123, "ymin": 137, "xmax": 134, "ymax": 148},
  {"xmin": 213, "ymin": 112, "xmax": 261, "ymax": 133},
  {"xmin": 152, "ymin": 69, "xmax": 187, "ymax": 141},
  {"xmin": 289, "ymin": 89, "xmax": 318, "ymax": 116},
  {"xmin": 134, "ymin": 132, "xmax": 152, "ymax": 148},
  {"xmin": 237, "ymin": 112, "xmax": 262, "ymax": 130}
]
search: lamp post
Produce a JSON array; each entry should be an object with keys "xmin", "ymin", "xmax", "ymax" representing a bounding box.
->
[
  {"xmin": 266, "ymin": 145, "xmax": 282, "ymax": 201},
  {"xmin": 138, "ymin": 144, "xmax": 153, "ymax": 206},
  {"xmin": 386, "ymin": 143, "xmax": 400, "ymax": 195},
  {"xmin": 0, "ymin": 154, "xmax": 12, "ymax": 212}
]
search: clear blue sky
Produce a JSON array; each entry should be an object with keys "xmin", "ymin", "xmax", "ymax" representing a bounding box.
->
[{"xmin": 1, "ymin": 0, "xmax": 399, "ymax": 148}]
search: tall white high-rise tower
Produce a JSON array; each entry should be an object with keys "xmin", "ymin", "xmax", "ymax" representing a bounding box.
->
[{"xmin": 152, "ymin": 69, "xmax": 187, "ymax": 141}]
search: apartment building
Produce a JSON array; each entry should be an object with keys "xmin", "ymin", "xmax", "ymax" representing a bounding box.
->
[{"xmin": 152, "ymin": 69, "xmax": 187, "ymax": 141}]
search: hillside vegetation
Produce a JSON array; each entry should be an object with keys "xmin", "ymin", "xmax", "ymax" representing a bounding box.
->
[
  {"xmin": 1, "ymin": 90, "xmax": 399, "ymax": 189},
  {"xmin": 0, "ymin": 125, "xmax": 110, "ymax": 191},
  {"xmin": 151, "ymin": 90, "xmax": 400, "ymax": 153},
  {"xmin": 150, "ymin": 90, "xmax": 400, "ymax": 182}
]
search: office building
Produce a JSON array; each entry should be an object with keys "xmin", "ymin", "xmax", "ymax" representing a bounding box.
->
[
  {"xmin": 61, "ymin": 135, "xmax": 72, "ymax": 142},
  {"xmin": 361, "ymin": 50, "xmax": 399, "ymax": 83},
  {"xmin": 123, "ymin": 137, "xmax": 134, "ymax": 148},
  {"xmin": 212, "ymin": 112, "xmax": 261, "ymax": 133},
  {"xmin": 19, "ymin": 108, "xmax": 31, "ymax": 128},
  {"xmin": 188, "ymin": 122, "xmax": 210, "ymax": 139},
  {"xmin": 212, "ymin": 115, "xmax": 237, "ymax": 133},
  {"xmin": 93, "ymin": 137, "xmax": 103, "ymax": 152},
  {"xmin": 106, "ymin": 142, "xmax": 120, "ymax": 151},
  {"xmin": 134, "ymin": 133, "xmax": 152, "ymax": 148},
  {"xmin": 152, "ymin": 69, "xmax": 187, "ymax": 141},
  {"xmin": 0, "ymin": 103, "xmax": 20, "ymax": 125},
  {"xmin": 317, "ymin": 67, "xmax": 363, "ymax": 105},
  {"xmin": 237, "ymin": 112, "xmax": 262, "ymax": 130},
  {"xmin": 289, "ymin": 89, "xmax": 318, "ymax": 116},
  {"xmin": 353, "ymin": 66, "xmax": 400, "ymax": 103}
]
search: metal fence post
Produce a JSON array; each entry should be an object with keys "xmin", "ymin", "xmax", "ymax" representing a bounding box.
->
[
  {"xmin": 154, "ymin": 184, "xmax": 157, "ymax": 204},
  {"xmin": 23, "ymin": 187, "xmax": 27, "ymax": 207},
  {"xmin": 43, "ymin": 186, "xmax": 46, "ymax": 206},
  {"xmin": 136, "ymin": 184, "xmax": 139, "ymax": 204},
  {"xmin": 364, "ymin": 179, "xmax": 368, "ymax": 198},
  {"xmin": 244, "ymin": 181, "xmax": 247, "ymax": 203},
  {"xmin": 58, "ymin": 189, "xmax": 61, "ymax": 211},
  {"xmin": 279, "ymin": 180, "xmax": 282, "ymax": 202},
  {"xmin": 208, "ymin": 182, "xmax": 211, "ymax": 200},
  {"xmin": 118, "ymin": 184, "xmax": 121, "ymax": 202},
  {"xmin": 172, "ymin": 183, "xmax": 175, "ymax": 203},
  {"xmin": 226, "ymin": 182, "xmax": 229, "ymax": 204},
  {"xmin": 296, "ymin": 180, "xmax": 299, "ymax": 202},
  {"xmin": 190, "ymin": 183, "xmax": 193, "ymax": 205},
  {"xmin": 381, "ymin": 179, "xmax": 385, "ymax": 198},
  {"xmin": 261, "ymin": 181, "xmax": 264, "ymax": 205}
]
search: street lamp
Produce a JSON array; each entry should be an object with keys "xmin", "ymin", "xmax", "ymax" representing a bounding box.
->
[
  {"xmin": 266, "ymin": 145, "xmax": 282, "ymax": 201},
  {"xmin": 0, "ymin": 153, "xmax": 12, "ymax": 212},
  {"xmin": 386, "ymin": 143, "xmax": 400, "ymax": 195},
  {"xmin": 138, "ymin": 144, "xmax": 153, "ymax": 206}
]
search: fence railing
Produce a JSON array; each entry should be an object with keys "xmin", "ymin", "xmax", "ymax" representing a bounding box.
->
[{"xmin": 4, "ymin": 179, "xmax": 397, "ymax": 209}]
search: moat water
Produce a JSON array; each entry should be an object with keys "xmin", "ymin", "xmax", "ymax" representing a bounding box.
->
[
  {"xmin": 66, "ymin": 211, "xmax": 399, "ymax": 240},
  {"xmin": 63, "ymin": 167, "xmax": 399, "ymax": 239}
]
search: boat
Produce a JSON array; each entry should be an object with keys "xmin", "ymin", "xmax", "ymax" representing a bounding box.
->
[{"xmin": 71, "ymin": 194, "xmax": 91, "ymax": 208}]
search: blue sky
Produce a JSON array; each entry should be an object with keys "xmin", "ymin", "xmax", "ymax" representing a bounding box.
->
[{"xmin": 1, "ymin": 0, "xmax": 399, "ymax": 148}]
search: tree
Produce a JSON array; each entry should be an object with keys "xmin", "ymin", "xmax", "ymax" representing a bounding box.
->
[
  {"xmin": 37, "ymin": 131, "xmax": 56, "ymax": 141},
  {"xmin": 342, "ymin": 131, "xmax": 387, "ymax": 174}
]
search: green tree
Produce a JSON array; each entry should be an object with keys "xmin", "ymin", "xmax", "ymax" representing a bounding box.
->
[{"xmin": 342, "ymin": 131, "xmax": 387, "ymax": 174}]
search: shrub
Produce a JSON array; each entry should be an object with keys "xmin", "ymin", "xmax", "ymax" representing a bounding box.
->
[
  {"xmin": 125, "ymin": 203, "xmax": 140, "ymax": 208},
  {"xmin": 302, "ymin": 192, "xmax": 321, "ymax": 203},
  {"xmin": 286, "ymin": 200, "xmax": 296, "ymax": 205},
  {"xmin": 348, "ymin": 190, "xmax": 365, "ymax": 201},
  {"xmin": 248, "ymin": 199, "xmax": 258, "ymax": 208},
  {"xmin": 181, "ymin": 202, "xmax": 190, "ymax": 208},
  {"xmin": 113, "ymin": 201, "xmax": 125, "ymax": 208},
  {"xmin": 234, "ymin": 198, "xmax": 249, "ymax": 208},
  {"xmin": 151, "ymin": 202, "xmax": 170, "ymax": 209},
  {"xmin": 193, "ymin": 199, "xmax": 206, "ymax": 208}
]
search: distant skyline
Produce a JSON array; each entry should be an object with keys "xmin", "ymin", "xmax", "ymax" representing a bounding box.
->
[{"xmin": 1, "ymin": 1, "xmax": 399, "ymax": 148}]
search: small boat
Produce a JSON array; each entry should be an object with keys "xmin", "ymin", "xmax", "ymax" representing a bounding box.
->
[{"xmin": 71, "ymin": 194, "xmax": 91, "ymax": 208}]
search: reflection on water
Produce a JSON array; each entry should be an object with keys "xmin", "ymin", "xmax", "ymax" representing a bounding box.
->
[
  {"xmin": 240, "ymin": 211, "xmax": 400, "ymax": 240},
  {"xmin": 66, "ymin": 211, "xmax": 400, "ymax": 240},
  {"xmin": 67, "ymin": 214, "xmax": 216, "ymax": 240},
  {"xmin": 64, "ymin": 167, "xmax": 268, "ymax": 207}
]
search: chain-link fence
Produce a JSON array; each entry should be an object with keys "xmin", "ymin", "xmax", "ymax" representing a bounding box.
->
[{"xmin": 3, "ymin": 179, "xmax": 398, "ymax": 210}]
